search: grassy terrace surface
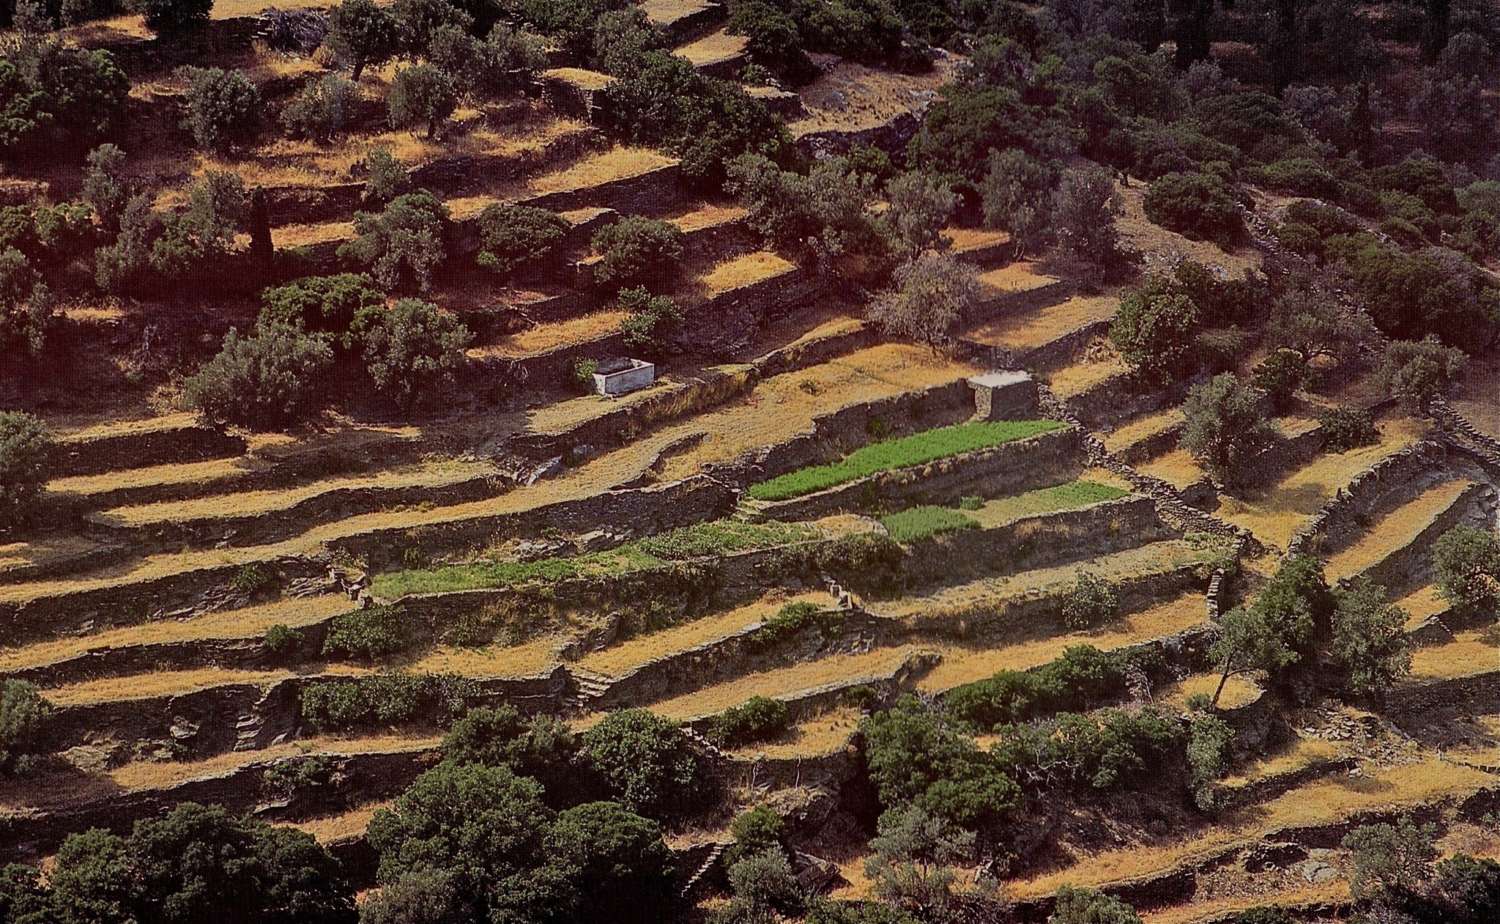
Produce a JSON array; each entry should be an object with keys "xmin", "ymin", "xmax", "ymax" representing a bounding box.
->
[
  {"xmin": 370, "ymin": 519, "xmax": 819, "ymax": 598},
  {"xmin": 880, "ymin": 506, "xmax": 977, "ymax": 542},
  {"xmin": 747, "ymin": 420, "xmax": 1064, "ymax": 501},
  {"xmin": 878, "ymin": 480, "xmax": 1129, "ymax": 543}
]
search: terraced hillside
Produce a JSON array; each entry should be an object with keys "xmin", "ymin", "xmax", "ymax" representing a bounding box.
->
[{"xmin": 2, "ymin": 1, "xmax": 1500, "ymax": 923}]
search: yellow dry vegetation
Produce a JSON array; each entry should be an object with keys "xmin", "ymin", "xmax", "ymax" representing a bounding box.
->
[
  {"xmin": 943, "ymin": 227, "xmax": 1010, "ymax": 253},
  {"xmin": 1219, "ymin": 736, "xmax": 1344, "ymax": 789},
  {"xmin": 975, "ymin": 261, "xmax": 1061, "ymax": 298},
  {"xmin": 1044, "ymin": 353, "xmax": 1129, "ymax": 399},
  {"xmin": 1114, "ymin": 182, "xmax": 1261, "ymax": 275},
  {"xmin": 697, "ymin": 251, "xmax": 796, "ymax": 296},
  {"xmin": 43, "ymin": 664, "xmax": 367, "ymax": 707},
  {"xmin": 668, "ymin": 202, "xmax": 748, "ymax": 232},
  {"xmin": 621, "ymin": 646, "xmax": 923, "ymax": 722},
  {"xmin": 877, "ymin": 541, "xmax": 1213, "ymax": 624},
  {"xmin": 523, "ymin": 146, "xmax": 676, "ymax": 198},
  {"xmin": 470, "ymin": 311, "xmax": 629, "ymax": 359},
  {"xmin": 1141, "ymin": 880, "xmax": 1350, "ymax": 924},
  {"xmin": 54, "ymin": 411, "xmax": 199, "ymax": 442},
  {"xmin": 1163, "ymin": 672, "xmax": 1262, "ymax": 710},
  {"xmin": 1216, "ymin": 417, "xmax": 1428, "ymax": 550},
  {"xmin": 543, "ymin": 67, "xmax": 616, "ymax": 91},
  {"xmin": 1451, "ymin": 353, "xmax": 1500, "ymax": 442},
  {"xmin": 110, "ymin": 735, "xmax": 438, "ymax": 793},
  {"xmin": 406, "ymin": 636, "xmax": 565, "ymax": 679},
  {"xmin": 676, "ymin": 29, "xmax": 749, "ymax": 67},
  {"xmin": 1138, "ymin": 448, "xmax": 1207, "ymax": 491},
  {"xmin": 96, "ymin": 459, "xmax": 493, "ymax": 526},
  {"xmin": 1324, "ymin": 478, "xmax": 1477, "ymax": 581},
  {"xmin": 915, "ymin": 592, "xmax": 1207, "ymax": 693},
  {"xmin": 964, "ymin": 295, "xmax": 1118, "ymax": 353},
  {"xmin": 1397, "ymin": 584, "xmax": 1450, "ymax": 627},
  {"xmin": 291, "ymin": 801, "xmax": 394, "ymax": 843},
  {"xmin": 0, "ymin": 595, "xmax": 350, "ymax": 674},
  {"xmin": 1103, "ymin": 406, "xmax": 1184, "ymax": 454},
  {"xmin": 578, "ymin": 591, "xmax": 827, "ymax": 677},
  {"xmin": 1008, "ymin": 756, "xmax": 1495, "ymax": 897},
  {"xmin": 1408, "ymin": 629, "xmax": 1499, "ymax": 680},
  {"xmin": 790, "ymin": 56, "xmax": 959, "ymax": 135},
  {"xmin": 727, "ymin": 706, "xmax": 863, "ymax": 759},
  {"xmin": 523, "ymin": 376, "xmax": 679, "ymax": 435},
  {"xmin": 0, "ymin": 535, "xmax": 111, "ymax": 579},
  {"xmin": 642, "ymin": 0, "xmax": 716, "ymax": 26}
]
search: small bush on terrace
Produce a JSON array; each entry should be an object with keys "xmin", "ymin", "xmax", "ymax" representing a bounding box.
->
[
  {"xmin": 326, "ymin": 0, "xmax": 398, "ymax": 80},
  {"xmin": 747, "ymin": 601, "xmax": 842, "ymax": 651},
  {"xmin": 339, "ymin": 190, "xmax": 449, "ymax": 293},
  {"xmin": 879, "ymin": 506, "xmax": 976, "ymax": 543},
  {"xmin": 945, "ymin": 645, "xmax": 1129, "ymax": 731},
  {"xmin": 0, "ymin": 410, "xmax": 50, "ymax": 522},
  {"xmin": 590, "ymin": 217, "xmax": 685, "ymax": 293},
  {"xmin": 259, "ymin": 273, "xmax": 384, "ymax": 338},
  {"xmin": 388, "ymin": 63, "xmax": 457, "ymax": 139},
  {"xmin": 581, "ymin": 708, "xmax": 708, "ymax": 819},
  {"xmin": 178, "ymin": 67, "xmax": 261, "ymax": 152},
  {"xmin": 0, "ymin": 679, "xmax": 50, "ymax": 774},
  {"xmin": 323, "ymin": 604, "xmax": 420, "ymax": 661},
  {"xmin": 441, "ymin": 704, "xmax": 580, "ymax": 785},
  {"xmin": 1051, "ymin": 886, "xmax": 1142, "ymax": 924},
  {"xmin": 300, "ymin": 672, "xmax": 479, "ymax": 731},
  {"xmin": 618, "ymin": 287, "xmax": 684, "ymax": 356},
  {"xmin": 1317, "ymin": 407, "xmax": 1378, "ymax": 453},
  {"xmin": 1433, "ymin": 525, "xmax": 1500, "ymax": 613},
  {"xmin": 1378, "ymin": 336, "xmax": 1467, "ymax": 407},
  {"xmin": 634, "ymin": 519, "xmax": 815, "ymax": 560},
  {"xmin": 707, "ymin": 696, "xmax": 790, "ymax": 748},
  {"xmin": 1180, "ymin": 374, "xmax": 1275, "ymax": 488},
  {"xmin": 868, "ymin": 251, "xmax": 981, "ymax": 352},
  {"xmin": 1060, "ymin": 572, "xmax": 1118, "ymax": 630},
  {"xmin": 280, "ymin": 75, "xmax": 360, "ymax": 144},
  {"xmin": 749, "ymin": 420, "xmax": 1063, "ymax": 501},
  {"xmin": 1143, "ymin": 171, "xmax": 1243, "ymax": 243},
  {"xmin": 350, "ymin": 298, "xmax": 471, "ymax": 415},
  {"xmin": 475, "ymin": 204, "xmax": 570, "ymax": 277},
  {"xmin": 135, "ymin": 0, "xmax": 212, "ymax": 33},
  {"xmin": 183, "ymin": 324, "xmax": 334, "ymax": 430}
]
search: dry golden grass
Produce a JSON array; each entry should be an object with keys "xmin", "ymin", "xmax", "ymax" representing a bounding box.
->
[
  {"xmin": 667, "ymin": 202, "xmax": 747, "ymax": 232},
  {"xmin": 543, "ymin": 67, "xmax": 616, "ymax": 91},
  {"xmin": 96, "ymin": 460, "xmax": 491, "ymax": 526},
  {"xmin": 1008, "ymin": 756, "xmax": 1495, "ymax": 897},
  {"xmin": 790, "ymin": 55, "xmax": 959, "ymax": 135},
  {"xmin": 965, "ymin": 294, "xmax": 1117, "ymax": 353},
  {"xmin": 523, "ymin": 376, "xmax": 678, "ymax": 435},
  {"xmin": 1103, "ymin": 406, "xmax": 1184, "ymax": 454},
  {"xmin": 697, "ymin": 250, "xmax": 796, "ymax": 296},
  {"xmin": 1397, "ymin": 584, "xmax": 1450, "ymax": 627},
  {"xmin": 524, "ymin": 146, "xmax": 676, "ymax": 197},
  {"xmin": 1142, "ymin": 880, "xmax": 1350, "ymax": 924},
  {"xmin": 943, "ymin": 227, "xmax": 1010, "ymax": 253},
  {"xmin": 291, "ymin": 801, "xmax": 393, "ymax": 843},
  {"xmin": 676, "ymin": 29, "xmax": 748, "ymax": 66},
  {"xmin": 1219, "ymin": 736, "xmax": 1344, "ymax": 788},
  {"xmin": 915, "ymin": 592, "xmax": 1207, "ymax": 693},
  {"xmin": 1137, "ymin": 448, "xmax": 1208, "ymax": 491},
  {"xmin": 1451, "ymin": 352, "xmax": 1500, "ymax": 442},
  {"xmin": 406, "ymin": 636, "xmax": 564, "ymax": 678},
  {"xmin": 975, "ymin": 261, "xmax": 1061, "ymax": 297},
  {"xmin": 1325, "ymin": 478, "xmax": 1477, "ymax": 582},
  {"xmin": 578, "ymin": 591, "xmax": 826, "ymax": 676},
  {"xmin": 1216, "ymin": 417, "xmax": 1428, "ymax": 550},
  {"xmin": 1044, "ymin": 352, "xmax": 1129, "ymax": 399},
  {"xmin": 110, "ymin": 735, "xmax": 437, "ymax": 793},
  {"xmin": 1408, "ymin": 629, "xmax": 1499, "ymax": 680},
  {"xmin": 48, "ymin": 456, "xmax": 263, "ymax": 497},
  {"xmin": 0, "ymin": 535, "xmax": 112, "ymax": 579},
  {"xmin": 620, "ymin": 646, "xmax": 922, "ymax": 722},
  {"xmin": 878, "ymin": 540, "xmax": 1213, "ymax": 623},
  {"xmin": 1163, "ymin": 672, "xmax": 1262, "ymax": 710},
  {"xmin": 470, "ymin": 311, "xmax": 629, "ymax": 359},
  {"xmin": 0, "ymin": 595, "xmax": 350, "ymax": 673},
  {"xmin": 727, "ymin": 706, "xmax": 863, "ymax": 759},
  {"xmin": 55, "ymin": 411, "xmax": 199, "ymax": 442},
  {"xmin": 642, "ymin": 0, "xmax": 716, "ymax": 26},
  {"xmin": 43, "ymin": 664, "xmax": 367, "ymax": 706},
  {"xmin": 212, "ymin": 0, "xmax": 342, "ymax": 18}
]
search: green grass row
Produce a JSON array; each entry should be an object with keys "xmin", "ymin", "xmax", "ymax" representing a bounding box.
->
[
  {"xmin": 370, "ymin": 519, "xmax": 818, "ymax": 598},
  {"xmin": 879, "ymin": 480, "xmax": 1131, "ymax": 544},
  {"xmin": 880, "ymin": 506, "xmax": 978, "ymax": 542},
  {"xmin": 747, "ymin": 420, "xmax": 1065, "ymax": 502}
]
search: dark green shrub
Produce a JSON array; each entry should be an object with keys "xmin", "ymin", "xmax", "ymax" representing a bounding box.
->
[
  {"xmin": 1253, "ymin": 348, "xmax": 1306, "ymax": 411},
  {"xmin": 590, "ymin": 8, "xmax": 667, "ymax": 76},
  {"xmin": 1051, "ymin": 885, "xmax": 1142, "ymax": 924},
  {"xmin": 1247, "ymin": 158, "xmax": 1342, "ymax": 199},
  {"xmin": 1110, "ymin": 284, "xmax": 1201, "ymax": 385},
  {"xmin": 0, "ymin": 43, "xmax": 128, "ymax": 161},
  {"xmin": 1060, "ymin": 572, "xmax": 1117, "ymax": 630},
  {"xmin": 1053, "ymin": 164, "xmax": 1124, "ymax": 275},
  {"xmin": 389, "ymin": 0, "xmax": 470, "ymax": 53},
  {"xmin": 475, "ymin": 204, "xmax": 570, "ymax": 276},
  {"xmin": 441, "ymin": 704, "xmax": 581, "ymax": 785},
  {"xmin": 178, "ymin": 67, "xmax": 261, "ymax": 152},
  {"xmin": 1317, "ymin": 407, "xmax": 1377, "ymax": 452},
  {"xmin": 544, "ymin": 801, "xmax": 676, "ymax": 923},
  {"xmin": 1433, "ymin": 525, "xmax": 1500, "ymax": 613},
  {"xmin": 618, "ymin": 287, "xmax": 684, "ymax": 356},
  {"xmin": 0, "ymin": 410, "xmax": 49, "ymax": 521},
  {"xmin": 726, "ymin": 805, "xmax": 786, "ymax": 866},
  {"xmin": 571, "ymin": 358, "xmax": 598, "ymax": 394},
  {"xmin": 581, "ymin": 709, "xmax": 708, "ymax": 819},
  {"xmin": 301, "ymin": 672, "xmax": 478, "ymax": 731},
  {"xmin": 258, "ymin": 273, "xmax": 383, "ymax": 337},
  {"xmin": 980, "ymin": 147, "xmax": 1056, "ymax": 254},
  {"xmin": 362, "ymin": 146, "xmax": 409, "ymax": 207},
  {"xmin": 349, "ymin": 298, "xmax": 470, "ymax": 414},
  {"xmin": 183, "ymin": 324, "xmax": 334, "ymax": 429},
  {"xmin": 82, "ymin": 143, "xmax": 129, "ymax": 230},
  {"xmin": 728, "ymin": 0, "xmax": 815, "ymax": 84},
  {"xmin": 388, "ymin": 63, "xmax": 457, "ymax": 139},
  {"xmin": 1378, "ymin": 336, "xmax": 1467, "ymax": 407},
  {"xmin": 262, "ymin": 623, "xmax": 299, "ymax": 655},
  {"xmin": 280, "ymin": 75, "xmax": 360, "ymax": 144},
  {"xmin": 590, "ymin": 216, "xmax": 685, "ymax": 292},
  {"xmin": 1143, "ymin": 171, "xmax": 1243, "ymax": 242},
  {"xmin": 134, "ymin": 0, "xmax": 211, "ymax": 32},
  {"xmin": 945, "ymin": 645, "xmax": 1129, "ymax": 731},
  {"xmin": 1186, "ymin": 713, "xmax": 1233, "ymax": 810},
  {"xmin": 339, "ymin": 190, "xmax": 449, "ymax": 292},
  {"xmin": 747, "ymin": 601, "xmax": 840, "ymax": 650},
  {"xmin": 1195, "ymin": 326, "xmax": 1252, "ymax": 375},
  {"xmin": 323, "ymin": 604, "xmax": 419, "ymax": 661},
  {"xmin": 1181, "ymin": 373, "xmax": 1276, "ymax": 487},
  {"xmin": 325, "ymin": 0, "xmax": 397, "ymax": 80},
  {"xmin": 0, "ymin": 679, "xmax": 50, "ymax": 774},
  {"xmin": 707, "ymin": 696, "xmax": 790, "ymax": 747}
]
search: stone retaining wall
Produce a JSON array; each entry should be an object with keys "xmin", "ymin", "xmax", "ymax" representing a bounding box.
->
[
  {"xmin": 750, "ymin": 427, "xmax": 1084, "ymax": 521},
  {"xmin": 1354, "ymin": 481, "xmax": 1493, "ymax": 592},
  {"xmin": 49, "ymin": 422, "xmax": 245, "ymax": 478},
  {"xmin": 1286, "ymin": 441, "xmax": 1449, "ymax": 557}
]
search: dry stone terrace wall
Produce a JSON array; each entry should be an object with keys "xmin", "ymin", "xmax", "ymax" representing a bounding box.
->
[
  {"xmin": 0, "ymin": 557, "xmax": 330, "ymax": 648},
  {"xmin": 1354, "ymin": 480, "xmax": 1493, "ymax": 592},
  {"xmin": 47, "ymin": 423, "xmax": 245, "ymax": 479},
  {"xmin": 750, "ymin": 427, "xmax": 1083, "ymax": 521}
]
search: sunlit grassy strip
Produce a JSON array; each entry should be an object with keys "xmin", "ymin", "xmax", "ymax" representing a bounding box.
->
[
  {"xmin": 369, "ymin": 519, "xmax": 818, "ymax": 598},
  {"xmin": 880, "ymin": 506, "xmax": 977, "ymax": 543},
  {"xmin": 968, "ymin": 480, "xmax": 1128, "ymax": 527},
  {"xmin": 747, "ymin": 420, "xmax": 1065, "ymax": 501}
]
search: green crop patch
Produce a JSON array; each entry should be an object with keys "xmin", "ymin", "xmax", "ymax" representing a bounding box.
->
[
  {"xmin": 880, "ymin": 506, "xmax": 979, "ymax": 543},
  {"xmin": 747, "ymin": 420, "xmax": 1065, "ymax": 501}
]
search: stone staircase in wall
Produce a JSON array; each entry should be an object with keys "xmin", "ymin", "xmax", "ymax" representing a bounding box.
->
[
  {"xmin": 679, "ymin": 841, "xmax": 730, "ymax": 900},
  {"xmin": 565, "ymin": 667, "xmax": 612, "ymax": 711}
]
